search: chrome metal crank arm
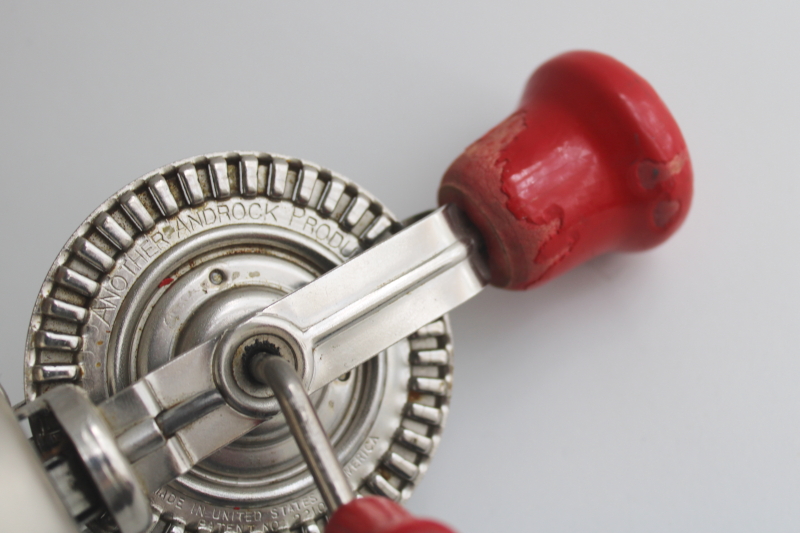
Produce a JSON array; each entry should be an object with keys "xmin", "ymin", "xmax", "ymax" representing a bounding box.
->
[
  {"xmin": 9, "ymin": 190, "xmax": 490, "ymax": 533},
  {"xmin": 219, "ymin": 203, "xmax": 489, "ymax": 396},
  {"xmin": 74, "ymin": 204, "xmax": 487, "ymax": 499},
  {"xmin": 15, "ymin": 343, "xmax": 279, "ymax": 533},
  {"xmin": 95, "ymin": 340, "xmax": 261, "ymax": 494}
]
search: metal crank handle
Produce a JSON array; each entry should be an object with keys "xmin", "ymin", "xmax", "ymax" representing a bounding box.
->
[
  {"xmin": 191, "ymin": 49, "xmax": 693, "ymax": 531},
  {"xmin": 87, "ymin": 49, "xmax": 695, "ymax": 471},
  {"xmin": 2, "ymin": 50, "xmax": 693, "ymax": 533},
  {"xmin": 224, "ymin": 49, "xmax": 695, "ymax": 398},
  {"xmin": 251, "ymin": 355, "xmax": 456, "ymax": 533},
  {"xmin": 5, "ymin": 204, "xmax": 483, "ymax": 533},
  {"xmin": 234, "ymin": 52, "xmax": 695, "ymax": 532},
  {"xmin": 6, "ymin": 206, "xmax": 486, "ymax": 533},
  {"xmin": 4, "ymin": 207, "xmax": 487, "ymax": 533}
]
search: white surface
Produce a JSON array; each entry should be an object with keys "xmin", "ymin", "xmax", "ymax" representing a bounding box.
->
[
  {"xmin": 0, "ymin": 397, "xmax": 79, "ymax": 533},
  {"xmin": 1, "ymin": 2, "xmax": 798, "ymax": 532}
]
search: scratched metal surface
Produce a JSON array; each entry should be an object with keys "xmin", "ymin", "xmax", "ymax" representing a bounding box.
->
[{"xmin": 1, "ymin": 2, "xmax": 798, "ymax": 532}]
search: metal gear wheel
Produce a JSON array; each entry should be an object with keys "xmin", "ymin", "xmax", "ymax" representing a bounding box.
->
[{"xmin": 24, "ymin": 152, "xmax": 454, "ymax": 533}]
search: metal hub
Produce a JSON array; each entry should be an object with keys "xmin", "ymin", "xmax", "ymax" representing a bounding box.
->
[{"xmin": 24, "ymin": 152, "xmax": 453, "ymax": 532}]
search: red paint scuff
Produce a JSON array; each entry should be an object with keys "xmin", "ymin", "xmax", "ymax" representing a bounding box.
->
[{"xmin": 438, "ymin": 51, "xmax": 692, "ymax": 290}]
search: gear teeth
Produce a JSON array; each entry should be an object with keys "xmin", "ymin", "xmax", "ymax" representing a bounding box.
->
[
  {"xmin": 407, "ymin": 403, "xmax": 444, "ymax": 425},
  {"xmin": 319, "ymin": 177, "xmax": 346, "ymax": 217},
  {"xmin": 362, "ymin": 214, "xmax": 393, "ymax": 244},
  {"xmin": 294, "ymin": 165, "xmax": 319, "ymax": 206},
  {"xmin": 411, "ymin": 377, "xmax": 448, "ymax": 396},
  {"xmin": 35, "ymin": 330, "xmax": 82, "ymax": 351},
  {"xmin": 32, "ymin": 364, "xmax": 81, "ymax": 383},
  {"xmin": 148, "ymin": 175, "xmax": 179, "ymax": 217},
  {"xmin": 342, "ymin": 194, "xmax": 371, "ymax": 229},
  {"xmin": 398, "ymin": 429, "xmax": 433, "ymax": 455},
  {"xmin": 146, "ymin": 517, "xmax": 170, "ymax": 533},
  {"xmin": 414, "ymin": 321, "xmax": 447, "ymax": 337},
  {"xmin": 385, "ymin": 452, "xmax": 419, "ymax": 481},
  {"xmin": 369, "ymin": 474, "xmax": 401, "ymax": 501},
  {"xmin": 178, "ymin": 163, "xmax": 205, "ymax": 206},
  {"xmin": 120, "ymin": 191, "xmax": 156, "ymax": 231},
  {"xmin": 94, "ymin": 212, "xmax": 134, "ymax": 250},
  {"xmin": 41, "ymin": 297, "xmax": 88, "ymax": 323},
  {"xmin": 239, "ymin": 155, "xmax": 259, "ymax": 197},
  {"xmin": 26, "ymin": 151, "xmax": 453, "ymax": 532},
  {"xmin": 269, "ymin": 158, "xmax": 289, "ymax": 199},
  {"xmin": 411, "ymin": 349, "xmax": 449, "ymax": 366},
  {"xmin": 208, "ymin": 156, "xmax": 231, "ymax": 199},
  {"xmin": 409, "ymin": 337, "xmax": 437, "ymax": 351},
  {"xmin": 54, "ymin": 266, "xmax": 99, "ymax": 297},
  {"xmin": 73, "ymin": 237, "xmax": 115, "ymax": 272}
]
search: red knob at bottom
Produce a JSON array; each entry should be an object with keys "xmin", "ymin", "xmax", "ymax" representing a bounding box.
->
[{"xmin": 327, "ymin": 497, "xmax": 456, "ymax": 533}]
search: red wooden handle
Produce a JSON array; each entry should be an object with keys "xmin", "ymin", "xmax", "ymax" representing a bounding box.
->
[
  {"xmin": 438, "ymin": 51, "xmax": 693, "ymax": 290},
  {"xmin": 327, "ymin": 497, "xmax": 456, "ymax": 533}
]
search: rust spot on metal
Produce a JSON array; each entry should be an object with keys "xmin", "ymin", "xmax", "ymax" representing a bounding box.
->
[{"xmin": 158, "ymin": 277, "xmax": 174, "ymax": 288}]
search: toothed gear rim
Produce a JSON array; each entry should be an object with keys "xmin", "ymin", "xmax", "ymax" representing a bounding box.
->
[{"xmin": 24, "ymin": 152, "xmax": 454, "ymax": 533}]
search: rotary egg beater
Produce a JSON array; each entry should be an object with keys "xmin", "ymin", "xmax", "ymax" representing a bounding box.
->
[{"xmin": 0, "ymin": 51, "xmax": 692, "ymax": 533}]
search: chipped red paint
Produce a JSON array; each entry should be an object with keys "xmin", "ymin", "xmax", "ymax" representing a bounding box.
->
[
  {"xmin": 439, "ymin": 51, "xmax": 693, "ymax": 290},
  {"xmin": 158, "ymin": 277, "xmax": 174, "ymax": 288}
]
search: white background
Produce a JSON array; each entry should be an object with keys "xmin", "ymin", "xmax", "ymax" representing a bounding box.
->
[{"xmin": 1, "ymin": 2, "xmax": 798, "ymax": 532}]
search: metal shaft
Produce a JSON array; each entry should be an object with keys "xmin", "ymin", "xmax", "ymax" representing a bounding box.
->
[{"xmin": 249, "ymin": 354, "xmax": 355, "ymax": 513}]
